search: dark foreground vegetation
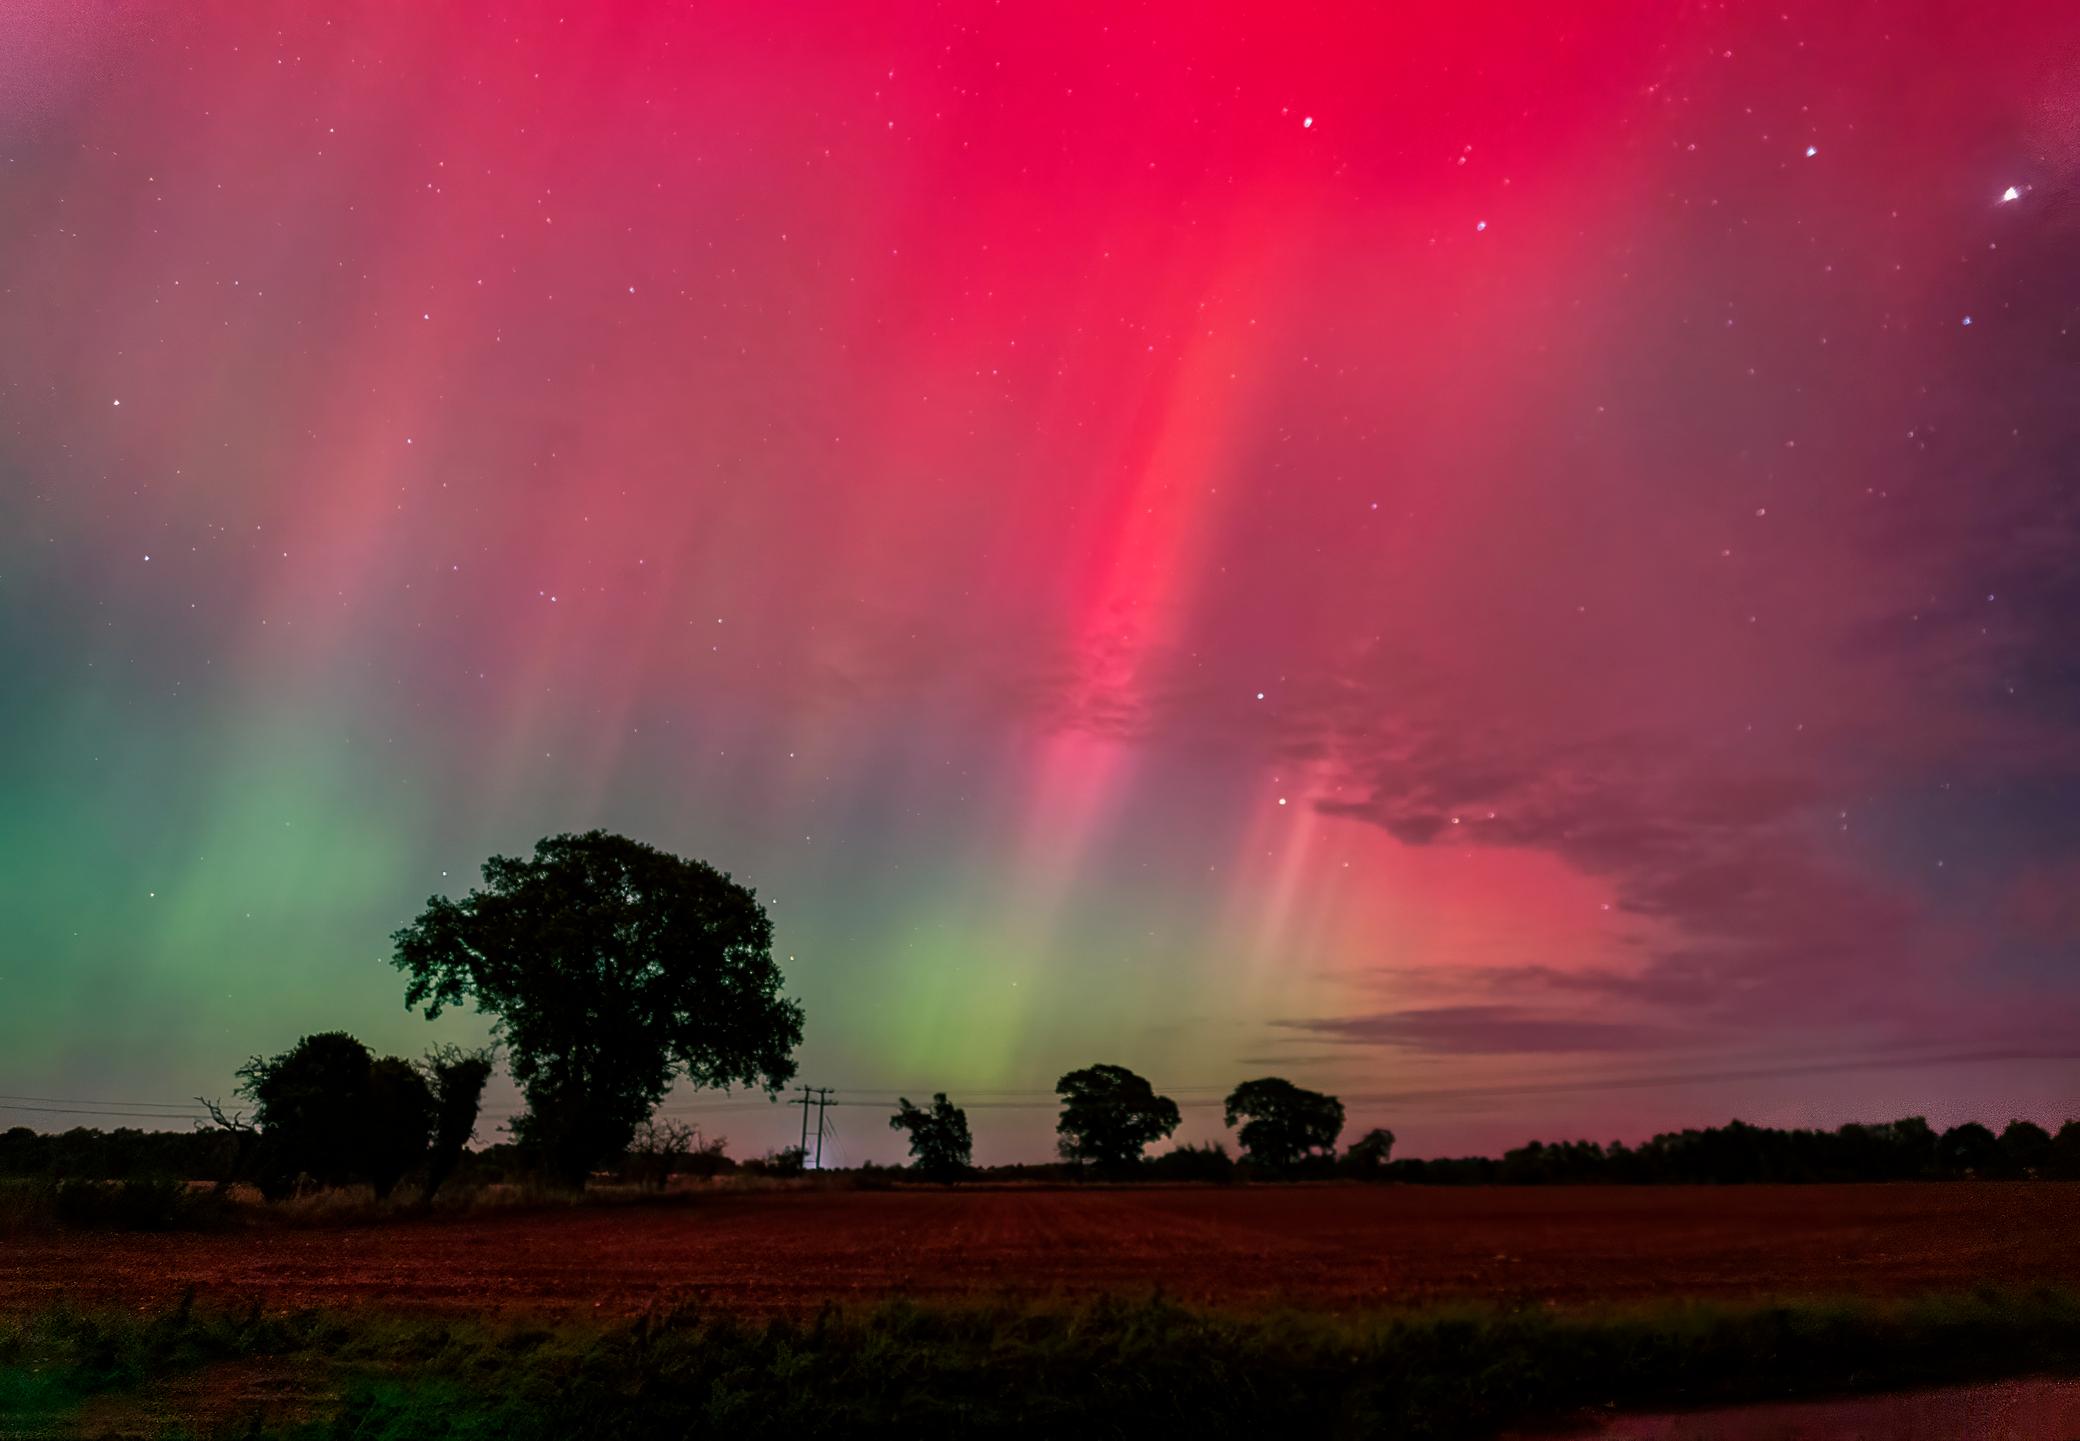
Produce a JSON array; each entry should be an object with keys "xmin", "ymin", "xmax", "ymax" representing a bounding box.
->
[{"xmin": 4, "ymin": 1288, "xmax": 2078, "ymax": 1440}]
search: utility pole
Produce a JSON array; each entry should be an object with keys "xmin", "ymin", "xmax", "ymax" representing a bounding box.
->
[{"xmin": 791, "ymin": 1086, "xmax": 836, "ymax": 1168}]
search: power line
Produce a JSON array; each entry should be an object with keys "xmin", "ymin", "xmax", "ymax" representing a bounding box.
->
[
  {"xmin": 0, "ymin": 1093, "xmax": 209, "ymax": 1111},
  {"xmin": 0, "ymin": 1103, "xmax": 211, "ymax": 1121}
]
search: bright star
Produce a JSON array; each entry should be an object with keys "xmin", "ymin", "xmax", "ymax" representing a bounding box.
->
[
  {"xmin": 2001, "ymin": 185, "xmax": 2021, "ymax": 203},
  {"xmin": 1804, "ymin": 145, "xmax": 1817, "ymax": 158}
]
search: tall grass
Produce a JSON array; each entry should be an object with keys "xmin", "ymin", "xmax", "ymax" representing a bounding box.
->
[{"xmin": 4, "ymin": 1288, "xmax": 2078, "ymax": 1439}]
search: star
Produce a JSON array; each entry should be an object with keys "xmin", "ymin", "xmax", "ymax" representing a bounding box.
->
[
  {"xmin": 1804, "ymin": 145, "xmax": 1818, "ymax": 158},
  {"xmin": 2000, "ymin": 185, "xmax": 2021, "ymax": 203}
]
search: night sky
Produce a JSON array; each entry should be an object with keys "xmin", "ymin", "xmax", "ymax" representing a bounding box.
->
[{"xmin": 4, "ymin": 2, "xmax": 2077, "ymax": 1163}]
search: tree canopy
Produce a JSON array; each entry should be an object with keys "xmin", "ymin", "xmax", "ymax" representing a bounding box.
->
[
  {"xmin": 1224, "ymin": 1077, "xmax": 1345, "ymax": 1172},
  {"xmin": 889, "ymin": 1093, "xmax": 973, "ymax": 1182},
  {"xmin": 1054, "ymin": 1063, "xmax": 1180, "ymax": 1171},
  {"xmin": 1938, "ymin": 1121, "xmax": 2008, "ymax": 1178},
  {"xmin": 391, "ymin": 831, "xmax": 803, "ymax": 1186},
  {"xmin": 1999, "ymin": 1119, "xmax": 2054, "ymax": 1176}
]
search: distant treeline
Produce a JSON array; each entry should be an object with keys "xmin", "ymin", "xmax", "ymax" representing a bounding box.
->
[
  {"xmin": 7, "ymin": 1113, "xmax": 2076, "ymax": 1186},
  {"xmin": 1, "ymin": 1126, "xmax": 245, "ymax": 1182},
  {"xmin": 1370, "ymin": 1116, "xmax": 2080, "ymax": 1185}
]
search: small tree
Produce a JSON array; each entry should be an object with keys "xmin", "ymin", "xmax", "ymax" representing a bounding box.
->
[
  {"xmin": 194, "ymin": 1097, "xmax": 261, "ymax": 1197},
  {"xmin": 1223, "ymin": 1077, "xmax": 1345, "ymax": 1173},
  {"xmin": 391, "ymin": 831, "xmax": 804, "ymax": 1187},
  {"xmin": 1343, "ymin": 1126, "xmax": 1397, "ymax": 1178},
  {"xmin": 889, "ymin": 1093, "xmax": 972, "ymax": 1182},
  {"xmin": 624, "ymin": 1118, "xmax": 698, "ymax": 1190},
  {"xmin": 422, "ymin": 1045, "xmax": 494, "ymax": 1200},
  {"xmin": 1055, "ymin": 1064, "xmax": 1180, "ymax": 1172}
]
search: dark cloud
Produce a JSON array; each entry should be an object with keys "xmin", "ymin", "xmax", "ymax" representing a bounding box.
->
[{"xmin": 1277, "ymin": 1006, "xmax": 1675, "ymax": 1055}]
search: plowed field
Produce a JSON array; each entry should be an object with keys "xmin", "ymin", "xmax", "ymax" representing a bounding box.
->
[{"xmin": 10, "ymin": 1183, "xmax": 2075, "ymax": 1317}]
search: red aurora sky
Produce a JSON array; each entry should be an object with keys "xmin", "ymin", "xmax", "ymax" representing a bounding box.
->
[{"xmin": 2, "ymin": 1, "xmax": 2078, "ymax": 1160}]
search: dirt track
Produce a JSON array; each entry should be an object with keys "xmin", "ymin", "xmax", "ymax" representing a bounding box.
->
[{"xmin": 9, "ymin": 1183, "xmax": 2077, "ymax": 1317}]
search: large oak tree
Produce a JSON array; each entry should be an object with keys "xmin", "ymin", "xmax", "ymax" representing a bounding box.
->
[
  {"xmin": 1223, "ymin": 1076, "xmax": 1344, "ymax": 1173},
  {"xmin": 392, "ymin": 831, "xmax": 803, "ymax": 1186},
  {"xmin": 1054, "ymin": 1063, "xmax": 1179, "ymax": 1171}
]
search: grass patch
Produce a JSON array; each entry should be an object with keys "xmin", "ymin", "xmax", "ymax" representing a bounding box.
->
[{"xmin": 3, "ymin": 1288, "xmax": 2077, "ymax": 1438}]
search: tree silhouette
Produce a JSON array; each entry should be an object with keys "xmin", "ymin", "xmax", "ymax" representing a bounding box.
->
[
  {"xmin": 2052, "ymin": 1120, "xmax": 2080, "ymax": 1180},
  {"xmin": 363, "ymin": 1056, "xmax": 435, "ymax": 1200},
  {"xmin": 422, "ymin": 1045, "xmax": 493, "ymax": 1200},
  {"xmin": 391, "ymin": 831, "xmax": 803, "ymax": 1187},
  {"xmin": 1054, "ymin": 1064, "xmax": 1180, "ymax": 1171},
  {"xmin": 234, "ymin": 1033, "xmax": 437, "ymax": 1200},
  {"xmin": 237, "ymin": 1032, "xmax": 379, "ymax": 1199},
  {"xmin": 889, "ymin": 1093, "xmax": 972, "ymax": 1182},
  {"xmin": 624, "ymin": 1117, "xmax": 698, "ymax": 1189},
  {"xmin": 1938, "ymin": 1121, "xmax": 2008, "ymax": 1177},
  {"xmin": 1999, "ymin": 1118, "xmax": 2054, "ymax": 1177},
  {"xmin": 1343, "ymin": 1126, "xmax": 1397, "ymax": 1177},
  {"xmin": 1223, "ymin": 1077, "xmax": 1344, "ymax": 1173}
]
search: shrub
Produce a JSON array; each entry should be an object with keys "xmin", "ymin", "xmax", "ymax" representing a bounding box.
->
[
  {"xmin": 1144, "ymin": 1142, "xmax": 1237, "ymax": 1183},
  {"xmin": 743, "ymin": 1146, "xmax": 806, "ymax": 1178},
  {"xmin": 50, "ymin": 1177, "xmax": 223, "ymax": 1231}
]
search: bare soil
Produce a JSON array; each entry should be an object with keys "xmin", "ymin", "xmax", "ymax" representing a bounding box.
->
[{"xmin": 8, "ymin": 1183, "xmax": 2076, "ymax": 1318}]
